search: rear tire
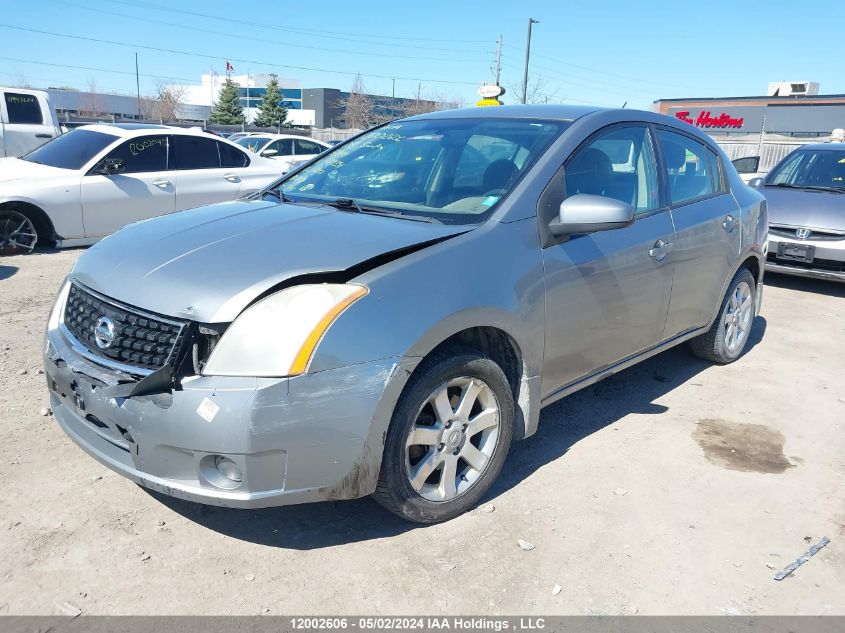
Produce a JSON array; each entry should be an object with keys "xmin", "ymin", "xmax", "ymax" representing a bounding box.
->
[
  {"xmin": 373, "ymin": 347, "xmax": 514, "ymax": 523},
  {"xmin": 689, "ymin": 268, "xmax": 756, "ymax": 364}
]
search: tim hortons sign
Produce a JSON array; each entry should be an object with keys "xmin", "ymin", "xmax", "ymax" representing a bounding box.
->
[{"xmin": 674, "ymin": 110, "xmax": 745, "ymax": 129}]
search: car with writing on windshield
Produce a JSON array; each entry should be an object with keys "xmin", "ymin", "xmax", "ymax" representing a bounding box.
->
[
  {"xmin": 0, "ymin": 124, "xmax": 281, "ymax": 254},
  {"xmin": 749, "ymin": 143, "xmax": 845, "ymax": 282},
  {"xmin": 234, "ymin": 133, "xmax": 330, "ymax": 174},
  {"xmin": 44, "ymin": 105, "xmax": 766, "ymax": 523}
]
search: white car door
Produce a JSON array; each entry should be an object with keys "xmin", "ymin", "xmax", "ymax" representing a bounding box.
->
[
  {"xmin": 170, "ymin": 135, "xmax": 241, "ymax": 210},
  {"xmin": 80, "ymin": 134, "xmax": 175, "ymax": 238},
  {"xmin": 1, "ymin": 91, "xmax": 58, "ymax": 157}
]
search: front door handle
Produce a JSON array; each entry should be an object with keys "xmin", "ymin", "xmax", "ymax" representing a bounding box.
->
[
  {"xmin": 722, "ymin": 214, "xmax": 738, "ymax": 232},
  {"xmin": 223, "ymin": 173, "xmax": 240, "ymax": 183},
  {"xmin": 35, "ymin": 133, "xmax": 53, "ymax": 139},
  {"xmin": 648, "ymin": 239, "xmax": 673, "ymax": 262},
  {"xmin": 152, "ymin": 179, "xmax": 171, "ymax": 188}
]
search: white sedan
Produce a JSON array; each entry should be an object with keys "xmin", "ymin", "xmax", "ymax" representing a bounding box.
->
[
  {"xmin": 234, "ymin": 134, "xmax": 330, "ymax": 173},
  {"xmin": 0, "ymin": 124, "xmax": 282, "ymax": 253}
]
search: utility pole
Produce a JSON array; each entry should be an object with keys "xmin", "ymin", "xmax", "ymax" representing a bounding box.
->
[
  {"xmin": 134, "ymin": 52, "xmax": 141, "ymax": 118},
  {"xmin": 495, "ymin": 34, "xmax": 502, "ymax": 86},
  {"xmin": 392, "ymin": 78, "xmax": 395, "ymax": 98},
  {"xmin": 521, "ymin": 18, "xmax": 539, "ymax": 104}
]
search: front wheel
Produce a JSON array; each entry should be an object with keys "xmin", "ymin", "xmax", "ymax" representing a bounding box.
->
[
  {"xmin": 689, "ymin": 268, "xmax": 757, "ymax": 364},
  {"xmin": 373, "ymin": 348, "xmax": 514, "ymax": 523},
  {"xmin": 0, "ymin": 209, "xmax": 38, "ymax": 255}
]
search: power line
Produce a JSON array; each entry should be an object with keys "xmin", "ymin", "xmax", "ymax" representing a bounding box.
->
[
  {"xmin": 0, "ymin": 24, "xmax": 481, "ymax": 87},
  {"xmin": 55, "ymin": 0, "xmax": 494, "ymax": 64},
  {"xmin": 112, "ymin": 0, "xmax": 494, "ymax": 46},
  {"xmin": 0, "ymin": 56, "xmax": 201, "ymax": 85}
]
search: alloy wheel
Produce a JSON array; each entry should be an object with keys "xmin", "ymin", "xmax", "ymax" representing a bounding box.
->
[
  {"xmin": 723, "ymin": 281, "xmax": 753, "ymax": 353},
  {"xmin": 0, "ymin": 210, "xmax": 37, "ymax": 255},
  {"xmin": 404, "ymin": 376, "xmax": 500, "ymax": 502}
]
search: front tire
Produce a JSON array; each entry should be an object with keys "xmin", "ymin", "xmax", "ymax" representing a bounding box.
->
[
  {"xmin": 689, "ymin": 268, "xmax": 756, "ymax": 364},
  {"xmin": 374, "ymin": 348, "xmax": 514, "ymax": 523},
  {"xmin": 0, "ymin": 209, "xmax": 38, "ymax": 255}
]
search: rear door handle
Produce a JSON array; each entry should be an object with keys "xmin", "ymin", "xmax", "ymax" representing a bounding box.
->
[
  {"xmin": 152, "ymin": 179, "xmax": 171, "ymax": 188},
  {"xmin": 35, "ymin": 133, "xmax": 53, "ymax": 139},
  {"xmin": 223, "ymin": 173, "xmax": 240, "ymax": 182},
  {"xmin": 722, "ymin": 214, "xmax": 738, "ymax": 232},
  {"xmin": 648, "ymin": 239, "xmax": 673, "ymax": 262}
]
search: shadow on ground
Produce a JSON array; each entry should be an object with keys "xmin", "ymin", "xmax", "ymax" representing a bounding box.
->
[
  {"xmin": 0, "ymin": 265, "xmax": 18, "ymax": 281},
  {"xmin": 153, "ymin": 317, "xmax": 767, "ymax": 550},
  {"xmin": 765, "ymin": 272, "xmax": 845, "ymax": 299}
]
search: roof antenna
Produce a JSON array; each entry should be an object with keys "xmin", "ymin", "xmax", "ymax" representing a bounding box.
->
[{"xmin": 621, "ymin": 101, "xmax": 628, "ymax": 109}]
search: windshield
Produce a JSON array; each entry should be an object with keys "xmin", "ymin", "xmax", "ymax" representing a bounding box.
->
[
  {"xmin": 277, "ymin": 118, "xmax": 565, "ymax": 224},
  {"xmin": 766, "ymin": 148, "xmax": 845, "ymax": 190},
  {"xmin": 22, "ymin": 129, "xmax": 118, "ymax": 170},
  {"xmin": 236, "ymin": 136, "xmax": 272, "ymax": 152}
]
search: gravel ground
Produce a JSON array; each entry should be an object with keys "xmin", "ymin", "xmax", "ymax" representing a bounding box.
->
[{"xmin": 0, "ymin": 248, "xmax": 843, "ymax": 615}]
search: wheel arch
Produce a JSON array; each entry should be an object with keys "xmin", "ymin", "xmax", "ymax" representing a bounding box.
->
[{"xmin": 0, "ymin": 200, "xmax": 57, "ymax": 244}]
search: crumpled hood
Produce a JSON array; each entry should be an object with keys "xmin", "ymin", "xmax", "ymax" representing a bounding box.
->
[
  {"xmin": 761, "ymin": 186, "xmax": 845, "ymax": 232},
  {"xmin": 0, "ymin": 157, "xmax": 70, "ymax": 183},
  {"xmin": 72, "ymin": 200, "xmax": 468, "ymax": 322}
]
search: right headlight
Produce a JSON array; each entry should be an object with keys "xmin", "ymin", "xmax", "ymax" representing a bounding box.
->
[{"xmin": 202, "ymin": 284, "xmax": 368, "ymax": 378}]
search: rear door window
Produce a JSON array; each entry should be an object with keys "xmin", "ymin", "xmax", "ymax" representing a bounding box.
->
[
  {"xmin": 4, "ymin": 92, "xmax": 43, "ymax": 124},
  {"xmin": 171, "ymin": 136, "xmax": 221, "ymax": 170},
  {"xmin": 103, "ymin": 136, "xmax": 169, "ymax": 173}
]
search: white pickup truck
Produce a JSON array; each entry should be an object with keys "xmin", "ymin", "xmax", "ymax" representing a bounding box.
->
[{"xmin": 0, "ymin": 87, "xmax": 61, "ymax": 157}]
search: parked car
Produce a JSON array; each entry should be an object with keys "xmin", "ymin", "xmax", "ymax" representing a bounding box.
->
[
  {"xmin": 234, "ymin": 134, "xmax": 330, "ymax": 173},
  {"xmin": 731, "ymin": 155, "xmax": 766, "ymax": 184},
  {"xmin": 750, "ymin": 143, "xmax": 845, "ymax": 282},
  {"xmin": 0, "ymin": 87, "xmax": 61, "ymax": 158},
  {"xmin": 44, "ymin": 105, "xmax": 766, "ymax": 523},
  {"xmin": 0, "ymin": 124, "xmax": 282, "ymax": 253}
]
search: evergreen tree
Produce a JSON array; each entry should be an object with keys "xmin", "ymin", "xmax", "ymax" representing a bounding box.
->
[
  {"xmin": 209, "ymin": 78, "xmax": 244, "ymax": 125},
  {"xmin": 253, "ymin": 74, "xmax": 288, "ymax": 129}
]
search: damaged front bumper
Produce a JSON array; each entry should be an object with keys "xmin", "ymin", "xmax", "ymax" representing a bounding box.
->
[{"xmin": 44, "ymin": 318, "xmax": 413, "ymax": 509}]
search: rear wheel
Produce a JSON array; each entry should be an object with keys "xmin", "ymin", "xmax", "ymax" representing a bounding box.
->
[
  {"xmin": 374, "ymin": 348, "xmax": 514, "ymax": 523},
  {"xmin": 0, "ymin": 209, "xmax": 38, "ymax": 255},
  {"xmin": 689, "ymin": 268, "xmax": 756, "ymax": 364}
]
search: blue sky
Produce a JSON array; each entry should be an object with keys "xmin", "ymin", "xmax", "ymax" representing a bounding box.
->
[{"xmin": 0, "ymin": 0, "xmax": 842, "ymax": 110}]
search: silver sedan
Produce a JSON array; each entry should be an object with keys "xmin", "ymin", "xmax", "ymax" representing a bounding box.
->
[{"xmin": 44, "ymin": 105, "xmax": 767, "ymax": 523}]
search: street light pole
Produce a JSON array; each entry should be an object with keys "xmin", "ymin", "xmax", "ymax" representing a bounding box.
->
[{"xmin": 521, "ymin": 18, "xmax": 539, "ymax": 104}]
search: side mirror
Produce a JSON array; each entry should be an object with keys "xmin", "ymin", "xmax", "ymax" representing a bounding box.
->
[
  {"xmin": 96, "ymin": 158, "xmax": 125, "ymax": 175},
  {"xmin": 549, "ymin": 194, "xmax": 635, "ymax": 237},
  {"xmin": 261, "ymin": 149, "xmax": 278, "ymax": 157},
  {"xmin": 747, "ymin": 177, "xmax": 763, "ymax": 188}
]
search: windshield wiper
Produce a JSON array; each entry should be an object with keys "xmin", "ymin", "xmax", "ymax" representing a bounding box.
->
[
  {"xmin": 768, "ymin": 183, "xmax": 845, "ymax": 193},
  {"xmin": 325, "ymin": 198, "xmax": 438, "ymax": 223},
  {"xmin": 261, "ymin": 188, "xmax": 294, "ymax": 203}
]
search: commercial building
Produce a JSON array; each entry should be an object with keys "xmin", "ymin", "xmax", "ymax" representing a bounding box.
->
[
  {"xmin": 654, "ymin": 82, "xmax": 845, "ymax": 172},
  {"xmin": 302, "ymin": 88, "xmax": 435, "ymax": 128}
]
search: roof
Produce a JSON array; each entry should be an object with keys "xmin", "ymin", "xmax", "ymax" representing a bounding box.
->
[
  {"xmin": 408, "ymin": 104, "xmax": 608, "ymax": 122},
  {"xmin": 795, "ymin": 143, "xmax": 845, "ymax": 151},
  {"xmin": 74, "ymin": 123, "xmax": 220, "ymax": 139}
]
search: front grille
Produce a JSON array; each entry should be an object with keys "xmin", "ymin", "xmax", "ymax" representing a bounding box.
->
[
  {"xmin": 63, "ymin": 283, "xmax": 187, "ymax": 371},
  {"xmin": 767, "ymin": 252, "xmax": 845, "ymax": 273},
  {"xmin": 769, "ymin": 225, "xmax": 845, "ymax": 241}
]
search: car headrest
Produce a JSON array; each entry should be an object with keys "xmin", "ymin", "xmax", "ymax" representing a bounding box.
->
[
  {"xmin": 482, "ymin": 159, "xmax": 519, "ymax": 191},
  {"xmin": 662, "ymin": 140, "xmax": 687, "ymax": 170}
]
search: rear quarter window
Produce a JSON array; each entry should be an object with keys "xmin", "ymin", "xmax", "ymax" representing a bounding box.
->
[{"xmin": 218, "ymin": 141, "xmax": 250, "ymax": 167}]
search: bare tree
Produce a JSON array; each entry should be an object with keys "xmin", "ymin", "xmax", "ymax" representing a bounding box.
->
[
  {"xmin": 339, "ymin": 74, "xmax": 377, "ymax": 130},
  {"xmin": 400, "ymin": 89, "xmax": 463, "ymax": 117},
  {"xmin": 80, "ymin": 79, "xmax": 105, "ymax": 117},
  {"xmin": 508, "ymin": 76, "xmax": 558, "ymax": 105},
  {"xmin": 12, "ymin": 72, "xmax": 34, "ymax": 89},
  {"xmin": 141, "ymin": 81, "xmax": 187, "ymax": 122}
]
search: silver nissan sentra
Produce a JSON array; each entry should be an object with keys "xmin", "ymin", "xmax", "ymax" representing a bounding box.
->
[{"xmin": 44, "ymin": 105, "xmax": 767, "ymax": 523}]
